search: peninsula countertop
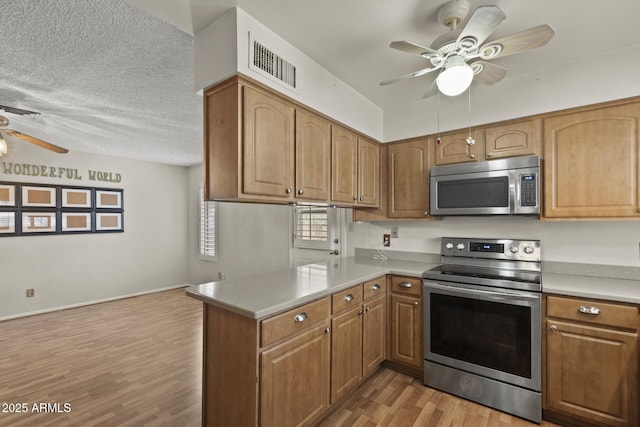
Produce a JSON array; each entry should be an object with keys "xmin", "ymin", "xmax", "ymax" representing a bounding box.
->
[
  {"xmin": 186, "ymin": 257, "xmax": 436, "ymax": 319},
  {"xmin": 186, "ymin": 256, "xmax": 640, "ymax": 319}
]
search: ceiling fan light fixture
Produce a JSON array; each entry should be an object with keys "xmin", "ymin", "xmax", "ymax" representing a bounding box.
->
[{"xmin": 436, "ymin": 55, "xmax": 474, "ymax": 96}]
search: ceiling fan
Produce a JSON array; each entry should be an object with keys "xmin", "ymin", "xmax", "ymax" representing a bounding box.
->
[
  {"xmin": 0, "ymin": 104, "xmax": 68, "ymax": 156},
  {"xmin": 381, "ymin": 0, "xmax": 555, "ymax": 96}
]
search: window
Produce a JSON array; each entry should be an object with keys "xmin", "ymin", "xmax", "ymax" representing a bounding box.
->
[
  {"xmin": 199, "ymin": 186, "xmax": 217, "ymax": 260},
  {"xmin": 293, "ymin": 206, "xmax": 337, "ymax": 250}
]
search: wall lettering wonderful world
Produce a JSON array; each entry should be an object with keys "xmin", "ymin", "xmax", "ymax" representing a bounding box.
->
[{"xmin": 1, "ymin": 162, "xmax": 122, "ymax": 183}]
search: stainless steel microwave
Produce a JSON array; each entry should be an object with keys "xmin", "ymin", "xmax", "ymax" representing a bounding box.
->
[{"xmin": 430, "ymin": 155, "xmax": 540, "ymax": 216}]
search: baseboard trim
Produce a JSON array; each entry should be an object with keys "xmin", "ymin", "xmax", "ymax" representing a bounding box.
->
[{"xmin": 0, "ymin": 284, "xmax": 193, "ymax": 322}]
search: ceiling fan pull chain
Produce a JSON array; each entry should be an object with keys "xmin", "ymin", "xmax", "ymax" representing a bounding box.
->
[
  {"xmin": 436, "ymin": 90, "xmax": 442, "ymax": 145},
  {"xmin": 466, "ymin": 86, "xmax": 475, "ymax": 146}
]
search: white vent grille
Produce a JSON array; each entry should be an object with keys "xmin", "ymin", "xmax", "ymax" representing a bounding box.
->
[{"xmin": 251, "ymin": 40, "xmax": 296, "ymax": 89}]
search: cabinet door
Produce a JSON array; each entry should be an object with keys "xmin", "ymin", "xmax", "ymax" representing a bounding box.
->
[
  {"xmin": 389, "ymin": 293, "xmax": 422, "ymax": 369},
  {"xmin": 362, "ymin": 296, "xmax": 385, "ymax": 377},
  {"xmin": 331, "ymin": 125, "xmax": 358, "ymax": 204},
  {"xmin": 243, "ymin": 86, "xmax": 295, "ymax": 198},
  {"xmin": 484, "ymin": 119, "xmax": 539, "ymax": 160},
  {"xmin": 295, "ymin": 110, "xmax": 331, "ymax": 201},
  {"xmin": 388, "ymin": 138, "xmax": 430, "ymax": 218},
  {"xmin": 330, "ymin": 307, "xmax": 362, "ymax": 403},
  {"xmin": 546, "ymin": 319, "xmax": 638, "ymax": 426},
  {"xmin": 432, "ymin": 130, "xmax": 482, "ymax": 166},
  {"xmin": 544, "ymin": 103, "xmax": 640, "ymax": 218},
  {"xmin": 357, "ymin": 137, "xmax": 380, "ymax": 206},
  {"xmin": 261, "ymin": 324, "xmax": 330, "ymax": 427}
]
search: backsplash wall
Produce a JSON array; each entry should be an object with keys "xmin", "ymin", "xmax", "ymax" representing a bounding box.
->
[{"xmin": 346, "ymin": 217, "xmax": 640, "ymax": 267}]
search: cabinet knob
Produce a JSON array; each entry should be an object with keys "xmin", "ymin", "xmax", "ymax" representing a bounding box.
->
[
  {"xmin": 372, "ymin": 284, "xmax": 380, "ymax": 291},
  {"xmin": 344, "ymin": 294, "xmax": 354, "ymax": 302},
  {"xmin": 550, "ymin": 325, "xmax": 557, "ymax": 331},
  {"xmin": 424, "ymin": 211, "xmax": 429, "ymax": 216},
  {"xmin": 294, "ymin": 312, "xmax": 308, "ymax": 323},
  {"xmin": 487, "ymin": 152, "xmax": 493, "ymax": 158},
  {"xmin": 413, "ymin": 301, "xmax": 419, "ymax": 305},
  {"xmin": 358, "ymin": 310, "xmax": 363, "ymax": 315},
  {"xmin": 470, "ymin": 154, "xmax": 475, "ymax": 159},
  {"xmin": 286, "ymin": 188, "xmax": 292, "ymax": 194},
  {"xmin": 353, "ymin": 195, "xmax": 358, "ymax": 200},
  {"xmin": 325, "ymin": 327, "xmax": 331, "ymax": 334},
  {"xmin": 359, "ymin": 196, "xmax": 364, "ymax": 201},
  {"xmin": 399, "ymin": 282, "xmax": 412, "ymax": 288},
  {"xmin": 297, "ymin": 189, "xmax": 304, "ymax": 195},
  {"xmin": 365, "ymin": 306, "xmax": 371, "ymax": 312}
]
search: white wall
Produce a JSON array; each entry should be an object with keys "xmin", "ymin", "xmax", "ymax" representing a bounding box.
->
[
  {"xmin": 347, "ymin": 218, "xmax": 640, "ymax": 267},
  {"xmin": 0, "ymin": 141, "xmax": 189, "ymax": 319},
  {"xmin": 187, "ymin": 164, "xmax": 291, "ymax": 284},
  {"xmin": 194, "ymin": 7, "xmax": 383, "ymax": 141}
]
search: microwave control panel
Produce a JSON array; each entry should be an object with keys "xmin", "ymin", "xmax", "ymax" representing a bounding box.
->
[{"xmin": 520, "ymin": 174, "xmax": 537, "ymax": 207}]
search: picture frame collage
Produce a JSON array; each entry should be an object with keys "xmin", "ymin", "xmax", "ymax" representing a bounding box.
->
[{"xmin": 0, "ymin": 181, "xmax": 124, "ymax": 236}]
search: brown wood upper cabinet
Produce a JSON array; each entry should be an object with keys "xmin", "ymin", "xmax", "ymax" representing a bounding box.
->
[
  {"xmin": 332, "ymin": 125, "xmax": 380, "ymax": 207},
  {"xmin": 387, "ymin": 137, "xmax": 430, "ymax": 218},
  {"xmin": 432, "ymin": 119, "xmax": 540, "ymax": 166},
  {"xmin": 295, "ymin": 109, "xmax": 331, "ymax": 201},
  {"xmin": 543, "ymin": 101, "xmax": 640, "ymax": 219}
]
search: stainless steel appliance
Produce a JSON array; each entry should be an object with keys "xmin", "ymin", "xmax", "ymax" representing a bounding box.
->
[
  {"xmin": 422, "ymin": 237, "xmax": 542, "ymax": 423},
  {"xmin": 430, "ymin": 155, "xmax": 540, "ymax": 216}
]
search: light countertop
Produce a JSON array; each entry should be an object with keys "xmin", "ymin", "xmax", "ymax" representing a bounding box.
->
[
  {"xmin": 186, "ymin": 257, "xmax": 435, "ymax": 319},
  {"xmin": 186, "ymin": 256, "xmax": 640, "ymax": 319}
]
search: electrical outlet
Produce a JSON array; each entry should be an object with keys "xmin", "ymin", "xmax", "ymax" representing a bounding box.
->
[
  {"xmin": 383, "ymin": 234, "xmax": 391, "ymax": 247},
  {"xmin": 26, "ymin": 288, "xmax": 35, "ymax": 297},
  {"xmin": 391, "ymin": 227, "xmax": 398, "ymax": 238},
  {"xmin": 218, "ymin": 272, "xmax": 225, "ymax": 280}
]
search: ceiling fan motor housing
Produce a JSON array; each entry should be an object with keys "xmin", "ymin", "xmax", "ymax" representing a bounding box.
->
[{"xmin": 437, "ymin": 0, "xmax": 470, "ymax": 29}]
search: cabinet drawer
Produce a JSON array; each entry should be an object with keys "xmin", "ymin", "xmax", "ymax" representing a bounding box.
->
[
  {"xmin": 390, "ymin": 276, "xmax": 421, "ymax": 296},
  {"xmin": 332, "ymin": 285, "xmax": 363, "ymax": 314},
  {"xmin": 547, "ymin": 295, "xmax": 638, "ymax": 331},
  {"xmin": 261, "ymin": 297, "xmax": 330, "ymax": 347},
  {"xmin": 363, "ymin": 276, "xmax": 386, "ymax": 301}
]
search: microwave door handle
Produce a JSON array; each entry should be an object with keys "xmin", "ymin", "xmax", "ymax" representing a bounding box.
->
[{"xmin": 509, "ymin": 170, "xmax": 517, "ymax": 214}]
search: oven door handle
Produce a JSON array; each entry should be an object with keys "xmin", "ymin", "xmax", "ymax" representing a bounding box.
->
[{"xmin": 424, "ymin": 282, "xmax": 540, "ymax": 301}]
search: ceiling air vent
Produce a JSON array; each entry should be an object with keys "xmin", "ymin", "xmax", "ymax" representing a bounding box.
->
[{"xmin": 249, "ymin": 37, "xmax": 297, "ymax": 90}]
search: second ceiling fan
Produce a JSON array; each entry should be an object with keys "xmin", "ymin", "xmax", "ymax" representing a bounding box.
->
[{"xmin": 381, "ymin": 0, "xmax": 555, "ymax": 96}]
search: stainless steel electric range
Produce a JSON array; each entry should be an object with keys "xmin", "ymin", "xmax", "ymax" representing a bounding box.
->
[{"xmin": 422, "ymin": 237, "xmax": 542, "ymax": 423}]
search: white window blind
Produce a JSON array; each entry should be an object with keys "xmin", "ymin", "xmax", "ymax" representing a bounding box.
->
[
  {"xmin": 293, "ymin": 206, "xmax": 335, "ymax": 250},
  {"xmin": 199, "ymin": 187, "xmax": 217, "ymax": 259}
]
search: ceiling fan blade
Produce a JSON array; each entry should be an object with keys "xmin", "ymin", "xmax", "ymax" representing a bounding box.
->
[
  {"xmin": 479, "ymin": 25, "xmax": 555, "ymax": 59},
  {"xmin": 457, "ymin": 5, "xmax": 506, "ymax": 49},
  {"xmin": 470, "ymin": 61, "xmax": 508, "ymax": 85},
  {"xmin": 2, "ymin": 129, "xmax": 69, "ymax": 153},
  {"xmin": 389, "ymin": 41, "xmax": 440, "ymax": 57},
  {"xmin": 380, "ymin": 66, "xmax": 439, "ymax": 86},
  {"xmin": 422, "ymin": 80, "xmax": 439, "ymax": 99}
]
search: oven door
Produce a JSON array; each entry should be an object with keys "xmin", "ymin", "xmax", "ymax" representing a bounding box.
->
[{"xmin": 423, "ymin": 280, "xmax": 541, "ymax": 391}]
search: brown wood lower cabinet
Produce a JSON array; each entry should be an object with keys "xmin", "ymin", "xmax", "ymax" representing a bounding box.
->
[
  {"xmin": 331, "ymin": 306, "xmax": 363, "ymax": 403},
  {"xmin": 388, "ymin": 276, "xmax": 423, "ymax": 372},
  {"xmin": 545, "ymin": 295, "xmax": 639, "ymax": 427},
  {"xmin": 363, "ymin": 295, "xmax": 386, "ymax": 376},
  {"xmin": 261, "ymin": 324, "xmax": 331, "ymax": 427}
]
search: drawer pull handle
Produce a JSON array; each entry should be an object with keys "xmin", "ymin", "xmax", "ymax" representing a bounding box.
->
[
  {"xmin": 579, "ymin": 306, "xmax": 601, "ymax": 315},
  {"xmin": 399, "ymin": 282, "xmax": 412, "ymax": 288},
  {"xmin": 372, "ymin": 284, "xmax": 381, "ymax": 291},
  {"xmin": 294, "ymin": 312, "xmax": 308, "ymax": 323},
  {"xmin": 550, "ymin": 325, "xmax": 557, "ymax": 331},
  {"xmin": 344, "ymin": 294, "xmax": 354, "ymax": 302}
]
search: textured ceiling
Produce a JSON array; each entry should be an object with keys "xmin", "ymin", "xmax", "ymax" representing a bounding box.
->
[
  {"xmin": 2, "ymin": 1, "xmax": 640, "ymax": 166},
  {"xmin": 0, "ymin": 0, "xmax": 201, "ymax": 166}
]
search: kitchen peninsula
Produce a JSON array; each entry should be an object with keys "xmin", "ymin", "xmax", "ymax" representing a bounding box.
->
[{"xmin": 187, "ymin": 255, "xmax": 640, "ymax": 427}]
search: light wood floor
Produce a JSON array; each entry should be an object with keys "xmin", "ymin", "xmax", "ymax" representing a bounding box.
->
[{"xmin": 0, "ymin": 288, "xmax": 559, "ymax": 427}]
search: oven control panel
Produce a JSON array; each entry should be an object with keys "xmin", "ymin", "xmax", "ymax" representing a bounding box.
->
[{"xmin": 441, "ymin": 237, "xmax": 540, "ymax": 261}]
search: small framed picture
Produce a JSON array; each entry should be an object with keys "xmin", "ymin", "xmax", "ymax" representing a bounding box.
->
[
  {"xmin": 22, "ymin": 212, "xmax": 57, "ymax": 233},
  {"xmin": 61, "ymin": 212, "xmax": 92, "ymax": 232},
  {"xmin": 96, "ymin": 190, "xmax": 122, "ymax": 209},
  {"xmin": 0, "ymin": 211, "xmax": 16, "ymax": 234},
  {"xmin": 62, "ymin": 188, "xmax": 92, "ymax": 208},
  {"xmin": 22, "ymin": 186, "xmax": 57, "ymax": 208},
  {"xmin": 0, "ymin": 184, "xmax": 16, "ymax": 207},
  {"xmin": 96, "ymin": 212, "xmax": 123, "ymax": 231}
]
